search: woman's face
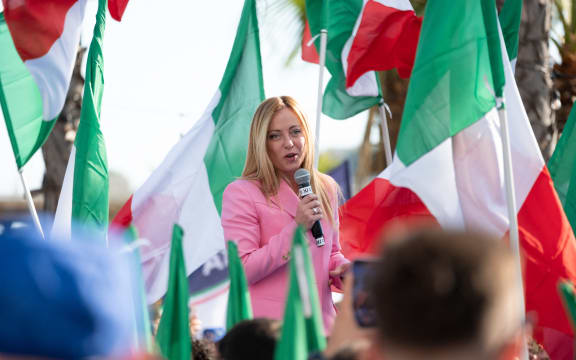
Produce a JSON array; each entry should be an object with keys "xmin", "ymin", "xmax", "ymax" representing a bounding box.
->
[{"xmin": 266, "ymin": 108, "xmax": 306, "ymax": 178}]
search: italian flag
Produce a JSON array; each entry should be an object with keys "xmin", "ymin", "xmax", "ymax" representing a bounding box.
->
[
  {"xmin": 111, "ymin": 0, "xmax": 264, "ymax": 303},
  {"xmin": 340, "ymin": 0, "xmax": 576, "ymax": 357},
  {"xmin": 0, "ymin": 0, "xmax": 86, "ymax": 168},
  {"xmin": 53, "ymin": 0, "xmax": 109, "ymax": 243},
  {"xmin": 343, "ymin": 0, "xmax": 422, "ymax": 88}
]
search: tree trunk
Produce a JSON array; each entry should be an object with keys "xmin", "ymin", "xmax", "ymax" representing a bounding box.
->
[
  {"xmin": 515, "ymin": 0, "xmax": 556, "ymax": 160},
  {"xmin": 41, "ymin": 48, "xmax": 85, "ymax": 214}
]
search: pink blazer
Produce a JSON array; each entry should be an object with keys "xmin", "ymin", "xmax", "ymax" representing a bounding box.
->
[{"xmin": 221, "ymin": 177, "xmax": 349, "ymax": 333}]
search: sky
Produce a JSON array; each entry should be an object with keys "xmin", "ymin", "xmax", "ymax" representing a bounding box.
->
[{"xmin": 0, "ymin": 0, "xmax": 371, "ymax": 198}]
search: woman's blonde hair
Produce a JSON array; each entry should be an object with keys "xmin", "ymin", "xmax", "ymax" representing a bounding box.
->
[{"xmin": 242, "ymin": 96, "xmax": 336, "ymax": 223}]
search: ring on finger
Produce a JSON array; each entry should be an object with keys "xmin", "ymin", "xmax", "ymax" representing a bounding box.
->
[{"xmin": 313, "ymin": 207, "xmax": 320, "ymax": 215}]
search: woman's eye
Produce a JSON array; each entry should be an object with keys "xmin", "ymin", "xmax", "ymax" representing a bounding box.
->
[
  {"xmin": 290, "ymin": 128, "xmax": 302, "ymax": 136},
  {"xmin": 268, "ymin": 134, "xmax": 280, "ymax": 140}
]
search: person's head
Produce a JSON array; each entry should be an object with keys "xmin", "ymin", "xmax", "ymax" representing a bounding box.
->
[
  {"xmin": 217, "ymin": 318, "xmax": 280, "ymax": 360},
  {"xmin": 369, "ymin": 229, "xmax": 523, "ymax": 360},
  {"xmin": 243, "ymin": 96, "xmax": 337, "ymax": 221}
]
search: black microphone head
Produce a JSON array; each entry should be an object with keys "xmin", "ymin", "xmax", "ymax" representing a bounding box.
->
[{"xmin": 294, "ymin": 168, "xmax": 310, "ymax": 186}]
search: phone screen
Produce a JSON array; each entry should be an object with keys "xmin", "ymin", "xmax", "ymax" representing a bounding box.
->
[{"xmin": 352, "ymin": 259, "xmax": 377, "ymax": 328}]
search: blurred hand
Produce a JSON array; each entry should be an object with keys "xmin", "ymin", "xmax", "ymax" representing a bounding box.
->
[
  {"xmin": 189, "ymin": 305, "xmax": 202, "ymax": 338},
  {"xmin": 294, "ymin": 194, "xmax": 323, "ymax": 230}
]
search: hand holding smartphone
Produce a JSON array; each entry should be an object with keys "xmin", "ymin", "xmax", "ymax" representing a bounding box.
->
[{"xmin": 352, "ymin": 259, "xmax": 377, "ymax": 328}]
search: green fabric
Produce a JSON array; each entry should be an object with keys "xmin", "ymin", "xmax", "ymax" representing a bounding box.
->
[
  {"xmin": 558, "ymin": 280, "xmax": 576, "ymax": 332},
  {"xmin": 204, "ymin": 0, "xmax": 265, "ymax": 214},
  {"xmin": 124, "ymin": 226, "xmax": 154, "ymax": 353},
  {"xmin": 549, "ymin": 102, "xmax": 576, "ymax": 232},
  {"xmin": 226, "ymin": 240, "xmax": 253, "ymax": 330},
  {"xmin": 499, "ymin": 0, "xmax": 522, "ymax": 61},
  {"xmin": 274, "ymin": 227, "xmax": 326, "ymax": 360},
  {"xmin": 481, "ymin": 0, "xmax": 505, "ymax": 99},
  {"xmin": 157, "ymin": 224, "xmax": 192, "ymax": 360},
  {"xmin": 71, "ymin": 0, "xmax": 108, "ymax": 241},
  {"xmin": 397, "ymin": 0, "xmax": 499, "ymax": 166},
  {"xmin": 0, "ymin": 12, "xmax": 56, "ymax": 169},
  {"xmin": 305, "ymin": 0, "xmax": 381, "ymax": 120}
]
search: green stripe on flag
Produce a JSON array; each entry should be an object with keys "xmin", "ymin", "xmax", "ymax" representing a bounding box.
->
[
  {"xmin": 226, "ymin": 240, "xmax": 253, "ymax": 330},
  {"xmin": 499, "ymin": 0, "xmax": 522, "ymax": 62},
  {"xmin": 549, "ymin": 102, "xmax": 576, "ymax": 233},
  {"xmin": 71, "ymin": 0, "xmax": 109, "ymax": 241},
  {"xmin": 157, "ymin": 224, "xmax": 192, "ymax": 360},
  {"xmin": 397, "ymin": 0, "xmax": 498, "ymax": 166},
  {"xmin": 0, "ymin": 12, "xmax": 56, "ymax": 169},
  {"xmin": 481, "ymin": 0, "xmax": 505, "ymax": 99},
  {"xmin": 305, "ymin": 0, "xmax": 381, "ymax": 120},
  {"xmin": 274, "ymin": 227, "xmax": 326, "ymax": 360},
  {"xmin": 203, "ymin": 0, "xmax": 265, "ymax": 214}
]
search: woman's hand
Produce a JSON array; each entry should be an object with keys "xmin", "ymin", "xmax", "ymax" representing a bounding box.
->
[{"xmin": 294, "ymin": 194, "xmax": 323, "ymax": 230}]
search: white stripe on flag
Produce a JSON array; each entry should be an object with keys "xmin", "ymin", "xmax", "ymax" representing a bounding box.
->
[{"xmin": 52, "ymin": 145, "xmax": 76, "ymax": 241}]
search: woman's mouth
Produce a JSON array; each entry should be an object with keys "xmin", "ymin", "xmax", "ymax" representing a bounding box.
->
[{"xmin": 285, "ymin": 153, "xmax": 298, "ymax": 160}]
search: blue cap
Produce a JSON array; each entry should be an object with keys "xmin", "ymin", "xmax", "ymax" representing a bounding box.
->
[{"xmin": 0, "ymin": 222, "xmax": 133, "ymax": 359}]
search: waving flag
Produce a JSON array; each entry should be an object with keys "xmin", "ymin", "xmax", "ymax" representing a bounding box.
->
[
  {"xmin": 0, "ymin": 0, "xmax": 86, "ymax": 168},
  {"xmin": 499, "ymin": 0, "xmax": 522, "ymax": 67},
  {"xmin": 111, "ymin": 0, "xmax": 265, "ymax": 303},
  {"xmin": 304, "ymin": 0, "xmax": 381, "ymax": 120},
  {"xmin": 340, "ymin": 0, "xmax": 576, "ymax": 357},
  {"xmin": 344, "ymin": 0, "xmax": 422, "ymax": 89}
]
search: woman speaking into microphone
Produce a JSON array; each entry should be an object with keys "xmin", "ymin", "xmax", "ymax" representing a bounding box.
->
[{"xmin": 221, "ymin": 96, "xmax": 350, "ymax": 332}]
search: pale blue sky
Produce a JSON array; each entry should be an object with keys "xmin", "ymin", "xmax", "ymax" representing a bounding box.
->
[{"xmin": 0, "ymin": 0, "xmax": 369, "ymax": 197}]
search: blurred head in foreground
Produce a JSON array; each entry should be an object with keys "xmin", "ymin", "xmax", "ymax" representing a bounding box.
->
[
  {"xmin": 217, "ymin": 318, "xmax": 281, "ymax": 360},
  {"xmin": 370, "ymin": 229, "xmax": 524, "ymax": 360},
  {"xmin": 0, "ymin": 220, "xmax": 133, "ymax": 359}
]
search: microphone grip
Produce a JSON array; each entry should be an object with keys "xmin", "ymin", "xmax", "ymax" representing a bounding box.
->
[{"xmin": 311, "ymin": 220, "xmax": 325, "ymax": 247}]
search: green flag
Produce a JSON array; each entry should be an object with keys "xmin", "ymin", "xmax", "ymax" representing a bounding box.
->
[
  {"xmin": 305, "ymin": 0, "xmax": 381, "ymax": 120},
  {"xmin": 549, "ymin": 102, "xmax": 576, "ymax": 232},
  {"xmin": 559, "ymin": 280, "xmax": 576, "ymax": 332},
  {"xmin": 226, "ymin": 240, "xmax": 253, "ymax": 330},
  {"xmin": 52, "ymin": 0, "xmax": 109, "ymax": 242},
  {"xmin": 499, "ymin": 0, "xmax": 522, "ymax": 64},
  {"xmin": 274, "ymin": 227, "xmax": 326, "ymax": 360},
  {"xmin": 157, "ymin": 224, "xmax": 192, "ymax": 360},
  {"xmin": 0, "ymin": 12, "xmax": 55, "ymax": 169}
]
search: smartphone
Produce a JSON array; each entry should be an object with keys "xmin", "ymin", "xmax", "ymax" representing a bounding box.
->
[{"xmin": 352, "ymin": 259, "xmax": 377, "ymax": 328}]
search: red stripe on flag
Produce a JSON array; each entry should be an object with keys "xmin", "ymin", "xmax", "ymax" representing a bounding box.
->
[
  {"xmin": 302, "ymin": 20, "xmax": 320, "ymax": 64},
  {"xmin": 108, "ymin": 0, "xmax": 130, "ymax": 22},
  {"xmin": 112, "ymin": 195, "xmax": 134, "ymax": 229},
  {"xmin": 339, "ymin": 177, "xmax": 436, "ymax": 260},
  {"xmin": 3, "ymin": 0, "xmax": 77, "ymax": 61},
  {"xmin": 346, "ymin": 1, "xmax": 422, "ymax": 87},
  {"xmin": 517, "ymin": 168, "xmax": 576, "ymax": 359}
]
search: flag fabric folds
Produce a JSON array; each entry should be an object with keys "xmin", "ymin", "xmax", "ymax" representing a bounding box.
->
[
  {"xmin": 549, "ymin": 102, "xmax": 576, "ymax": 233},
  {"xmin": 53, "ymin": 0, "xmax": 109, "ymax": 244},
  {"xmin": 0, "ymin": 0, "xmax": 86, "ymax": 168},
  {"xmin": 108, "ymin": 0, "xmax": 130, "ymax": 21},
  {"xmin": 226, "ymin": 240, "xmax": 253, "ymax": 330},
  {"xmin": 111, "ymin": 0, "xmax": 265, "ymax": 304},
  {"xmin": 339, "ymin": 0, "xmax": 576, "ymax": 357},
  {"xmin": 344, "ymin": 0, "xmax": 422, "ymax": 88},
  {"xmin": 304, "ymin": 0, "xmax": 381, "ymax": 120},
  {"xmin": 156, "ymin": 224, "xmax": 192, "ymax": 360},
  {"xmin": 274, "ymin": 227, "xmax": 326, "ymax": 360},
  {"xmin": 499, "ymin": 0, "xmax": 522, "ymax": 66}
]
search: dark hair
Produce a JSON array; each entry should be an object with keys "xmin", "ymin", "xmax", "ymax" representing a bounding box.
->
[
  {"xmin": 217, "ymin": 318, "xmax": 281, "ymax": 360},
  {"xmin": 192, "ymin": 338, "xmax": 217, "ymax": 360},
  {"xmin": 371, "ymin": 229, "xmax": 515, "ymax": 350}
]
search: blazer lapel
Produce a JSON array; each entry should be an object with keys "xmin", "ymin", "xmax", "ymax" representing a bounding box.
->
[{"xmin": 271, "ymin": 179, "xmax": 299, "ymax": 218}]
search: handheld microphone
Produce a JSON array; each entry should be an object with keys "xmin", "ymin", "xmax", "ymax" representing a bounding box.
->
[{"xmin": 294, "ymin": 168, "xmax": 325, "ymax": 247}]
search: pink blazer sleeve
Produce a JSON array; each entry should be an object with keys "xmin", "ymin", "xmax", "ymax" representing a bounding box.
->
[
  {"xmin": 221, "ymin": 181, "xmax": 297, "ymax": 285},
  {"xmin": 327, "ymin": 178, "xmax": 350, "ymax": 289}
]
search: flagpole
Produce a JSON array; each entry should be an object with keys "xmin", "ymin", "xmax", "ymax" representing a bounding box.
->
[
  {"xmin": 313, "ymin": 29, "xmax": 327, "ymax": 170},
  {"xmin": 17, "ymin": 169, "xmax": 45, "ymax": 239},
  {"xmin": 497, "ymin": 102, "xmax": 528, "ymax": 359},
  {"xmin": 378, "ymin": 103, "xmax": 393, "ymax": 167}
]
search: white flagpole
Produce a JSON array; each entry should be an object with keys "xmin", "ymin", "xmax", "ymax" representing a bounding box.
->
[
  {"xmin": 378, "ymin": 103, "xmax": 393, "ymax": 167},
  {"xmin": 17, "ymin": 169, "xmax": 45, "ymax": 239},
  {"xmin": 497, "ymin": 101, "xmax": 528, "ymax": 360},
  {"xmin": 313, "ymin": 29, "xmax": 327, "ymax": 170}
]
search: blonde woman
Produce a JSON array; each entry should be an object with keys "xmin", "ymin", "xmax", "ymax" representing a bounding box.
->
[{"xmin": 221, "ymin": 96, "xmax": 350, "ymax": 333}]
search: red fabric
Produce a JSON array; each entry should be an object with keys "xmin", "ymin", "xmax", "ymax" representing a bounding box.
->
[
  {"xmin": 111, "ymin": 195, "xmax": 133, "ymax": 228},
  {"xmin": 108, "ymin": 0, "xmax": 130, "ymax": 22},
  {"xmin": 346, "ymin": 0, "xmax": 422, "ymax": 87},
  {"xmin": 301, "ymin": 20, "xmax": 320, "ymax": 64},
  {"xmin": 339, "ymin": 178, "xmax": 436, "ymax": 260},
  {"xmin": 517, "ymin": 168, "xmax": 576, "ymax": 359},
  {"xmin": 2, "ymin": 0, "xmax": 77, "ymax": 61}
]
